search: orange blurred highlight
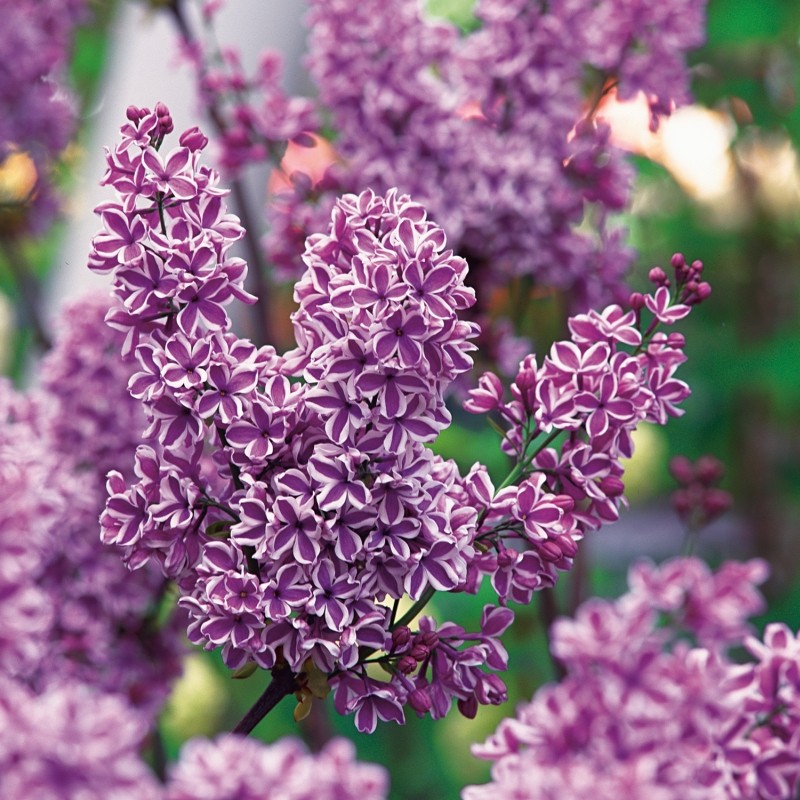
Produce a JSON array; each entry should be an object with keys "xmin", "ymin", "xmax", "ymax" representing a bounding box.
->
[
  {"xmin": 0, "ymin": 149, "xmax": 38, "ymax": 204},
  {"xmin": 268, "ymin": 134, "xmax": 339, "ymax": 195}
]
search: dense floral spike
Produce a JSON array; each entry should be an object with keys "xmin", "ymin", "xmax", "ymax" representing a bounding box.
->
[
  {"xmin": 0, "ymin": 676, "xmax": 162, "ymax": 799},
  {"xmin": 260, "ymin": 0, "xmax": 706, "ymax": 309},
  {"xmin": 0, "ymin": 296, "xmax": 184, "ymax": 717},
  {"xmin": 0, "ymin": 0, "xmax": 86, "ymax": 232},
  {"xmin": 166, "ymin": 736, "xmax": 387, "ymax": 800},
  {"xmin": 465, "ymin": 557, "xmax": 800, "ymax": 800},
  {"xmin": 462, "ymin": 257, "xmax": 709, "ymax": 602},
  {"xmin": 90, "ymin": 109, "xmax": 709, "ymax": 733}
]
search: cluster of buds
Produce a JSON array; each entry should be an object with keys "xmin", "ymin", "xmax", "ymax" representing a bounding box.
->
[{"xmin": 670, "ymin": 454, "xmax": 733, "ymax": 530}]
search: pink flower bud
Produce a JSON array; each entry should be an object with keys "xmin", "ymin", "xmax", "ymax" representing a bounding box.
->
[
  {"xmin": 538, "ymin": 540, "xmax": 563, "ymax": 562},
  {"xmin": 555, "ymin": 535, "xmax": 578, "ymax": 559},
  {"xmin": 702, "ymin": 488, "xmax": 732, "ymax": 521},
  {"xmin": 669, "ymin": 455, "xmax": 694, "ymax": 485},
  {"xmin": 599, "ymin": 475, "xmax": 625, "ymax": 498},
  {"xmin": 410, "ymin": 644, "xmax": 429, "ymax": 661},
  {"xmin": 419, "ymin": 631, "xmax": 439, "ymax": 648},
  {"xmin": 695, "ymin": 455, "xmax": 724, "ymax": 486},
  {"xmin": 628, "ymin": 292, "xmax": 645, "ymax": 310},
  {"xmin": 670, "ymin": 252, "xmax": 686, "ymax": 270}
]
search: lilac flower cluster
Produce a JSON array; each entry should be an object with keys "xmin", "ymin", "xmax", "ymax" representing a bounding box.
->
[
  {"xmin": 462, "ymin": 256, "xmax": 709, "ymax": 603},
  {"xmin": 90, "ymin": 109, "xmax": 708, "ymax": 733},
  {"xmin": 670, "ymin": 453, "xmax": 733, "ymax": 530},
  {"xmin": 258, "ymin": 0, "xmax": 707, "ymax": 311},
  {"xmin": 465, "ymin": 556, "xmax": 800, "ymax": 800},
  {"xmin": 0, "ymin": 0, "xmax": 86, "ymax": 232},
  {"xmin": 166, "ymin": 736, "xmax": 387, "ymax": 800},
  {"xmin": 0, "ymin": 675, "xmax": 162, "ymax": 800},
  {"xmin": 0, "ymin": 673, "xmax": 388, "ymax": 800},
  {"xmin": 0, "ymin": 296, "xmax": 183, "ymax": 717}
]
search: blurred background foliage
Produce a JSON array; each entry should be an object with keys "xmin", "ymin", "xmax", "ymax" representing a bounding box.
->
[{"xmin": 1, "ymin": 0, "xmax": 799, "ymax": 797}]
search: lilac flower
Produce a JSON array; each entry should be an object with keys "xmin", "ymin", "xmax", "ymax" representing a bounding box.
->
[
  {"xmin": 465, "ymin": 557, "xmax": 800, "ymax": 800},
  {"xmin": 141, "ymin": 146, "xmax": 198, "ymax": 199},
  {"xmin": 166, "ymin": 735, "xmax": 387, "ymax": 800},
  {"xmin": 0, "ymin": 677, "xmax": 161, "ymax": 800},
  {"xmin": 90, "ymin": 110, "xmax": 710, "ymax": 737}
]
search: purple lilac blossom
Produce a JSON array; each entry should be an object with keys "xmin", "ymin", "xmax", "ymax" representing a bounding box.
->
[
  {"xmin": 0, "ymin": 675, "xmax": 161, "ymax": 800},
  {"xmin": 89, "ymin": 109, "xmax": 708, "ymax": 733},
  {"xmin": 166, "ymin": 735, "xmax": 387, "ymax": 800},
  {"xmin": 462, "ymin": 256, "xmax": 711, "ymax": 601},
  {"xmin": 0, "ymin": 296, "xmax": 184, "ymax": 717},
  {"xmin": 0, "ymin": 0, "xmax": 86, "ymax": 232},
  {"xmin": 262, "ymin": 0, "xmax": 706, "ymax": 312},
  {"xmin": 464, "ymin": 557, "xmax": 800, "ymax": 800}
]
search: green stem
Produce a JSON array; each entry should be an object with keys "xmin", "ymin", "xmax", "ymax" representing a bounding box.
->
[{"xmin": 393, "ymin": 586, "xmax": 436, "ymax": 630}]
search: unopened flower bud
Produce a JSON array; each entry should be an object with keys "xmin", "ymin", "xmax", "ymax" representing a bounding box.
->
[
  {"xmin": 695, "ymin": 281, "xmax": 711, "ymax": 301},
  {"xmin": 419, "ymin": 631, "xmax": 439, "ymax": 649},
  {"xmin": 670, "ymin": 252, "xmax": 686, "ymax": 270},
  {"xmin": 408, "ymin": 688, "xmax": 432, "ymax": 714},
  {"xmin": 179, "ymin": 126, "xmax": 209, "ymax": 152},
  {"xmin": 669, "ymin": 455, "xmax": 694, "ymax": 485},
  {"xmin": 599, "ymin": 475, "xmax": 625, "ymax": 498},
  {"xmin": 538, "ymin": 540, "xmax": 563, "ymax": 562},
  {"xmin": 671, "ymin": 488, "xmax": 692, "ymax": 519},
  {"xmin": 649, "ymin": 267, "xmax": 668, "ymax": 286},
  {"xmin": 702, "ymin": 488, "xmax": 733, "ymax": 520},
  {"xmin": 552, "ymin": 494, "xmax": 575, "ymax": 512},
  {"xmin": 126, "ymin": 105, "xmax": 144, "ymax": 123},
  {"xmin": 458, "ymin": 695, "xmax": 478, "ymax": 719},
  {"xmin": 695, "ymin": 455, "xmax": 724, "ymax": 486},
  {"xmin": 391, "ymin": 626, "xmax": 411, "ymax": 649},
  {"xmin": 628, "ymin": 292, "xmax": 645, "ymax": 310},
  {"xmin": 410, "ymin": 644, "xmax": 429, "ymax": 661},
  {"xmin": 556, "ymin": 535, "xmax": 578, "ymax": 559},
  {"xmin": 397, "ymin": 655, "xmax": 417, "ymax": 674}
]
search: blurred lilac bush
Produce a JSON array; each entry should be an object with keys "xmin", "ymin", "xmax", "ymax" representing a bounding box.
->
[{"xmin": 465, "ymin": 557, "xmax": 800, "ymax": 800}]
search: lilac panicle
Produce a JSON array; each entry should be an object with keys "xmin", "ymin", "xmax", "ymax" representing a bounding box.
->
[
  {"xmin": 462, "ymin": 257, "xmax": 710, "ymax": 605},
  {"xmin": 464, "ymin": 557, "xmax": 800, "ymax": 800},
  {"xmin": 90, "ymin": 107, "xmax": 708, "ymax": 734},
  {"xmin": 90, "ymin": 107, "xmax": 509, "ymax": 730},
  {"xmin": 0, "ymin": 296, "xmax": 184, "ymax": 717},
  {"xmin": 264, "ymin": 0, "xmax": 707, "ymax": 310},
  {"xmin": 166, "ymin": 736, "xmax": 387, "ymax": 800}
]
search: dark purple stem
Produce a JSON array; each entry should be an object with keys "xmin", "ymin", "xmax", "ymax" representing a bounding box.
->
[{"xmin": 232, "ymin": 666, "xmax": 298, "ymax": 736}]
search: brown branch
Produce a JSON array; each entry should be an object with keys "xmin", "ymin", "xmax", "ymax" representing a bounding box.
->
[{"xmin": 232, "ymin": 665, "xmax": 298, "ymax": 736}]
